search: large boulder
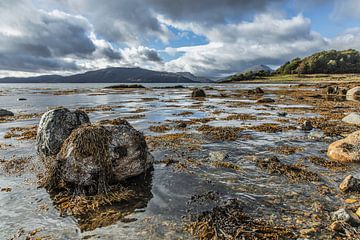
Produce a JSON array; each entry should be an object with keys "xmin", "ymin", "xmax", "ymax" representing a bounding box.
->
[
  {"xmin": 0, "ymin": 109, "xmax": 14, "ymax": 117},
  {"xmin": 36, "ymin": 108, "xmax": 90, "ymax": 158},
  {"xmin": 327, "ymin": 130, "xmax": 360, "ymax": 162},
  {"xmin": 55, "ymin": 123, "xmax": 153, "ymax": 193},
  {"xmin": 342, "ymin": 113, "xmax": 360, "ymax": 126},
  {"xmin": 346, "ymin": 87, "xmax": 360, "ymax": 101},
  {"xmin": 191, "ymin": 88, "xmax": 206, "ymax": 98}
]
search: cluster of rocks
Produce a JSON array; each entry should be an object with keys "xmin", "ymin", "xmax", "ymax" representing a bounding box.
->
[
  {"xmin": 330, "ymin": 175, "xmax": 360, "ymax": 232},
  {"xmin": 37, "ymin": 107, "xmax": 153, "ymax": 195},
  {"xmin": 327, "ymin": 86, "xmax": 360, "ymax": 163},
  {"xmin": 327, "ymin": 86, "xmax": 348, "ymax": 95}
]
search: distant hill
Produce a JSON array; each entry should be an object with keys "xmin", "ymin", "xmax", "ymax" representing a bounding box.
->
[
  {"xmin": 176, "ymin": 72, "xmax": 212, "ymax": 83},
  {"xmin": 219, "ymin": 65, "xmax": 273, "ymax": 82},
  {"xmin": 0, "ymin": 67, "xmax": 200, "ymax": 83},
  {"xmin": 241, "ymin": 65, "xmax": 273, "ymax": 74},
  {"xmin": 276, "ymin": 49, "xmax": 360, "ymax": 74}
]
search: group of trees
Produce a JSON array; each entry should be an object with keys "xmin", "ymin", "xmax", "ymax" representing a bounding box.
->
[
  {"xmin": 276, "ymin": 49, "xmax": 360, "ymax": 74},
  {"xmin": 223, "ymin": 70, "xmax": 272, "ymax": 82}
]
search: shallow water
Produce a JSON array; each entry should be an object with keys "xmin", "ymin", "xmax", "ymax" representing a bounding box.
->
[{"xmin": 0, "ymin": 83, "xmax": 358, "ymax": 239}]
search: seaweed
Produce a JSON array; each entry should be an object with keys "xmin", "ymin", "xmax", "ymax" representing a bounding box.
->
[
  {"xmin": 256, "ymin": 156, "xmax": 321, "ymax": 182},
  {"xmin": 197, "ymin": 125, "xmax": 242, "ymax": 141},
  {"xmin": 186, "ymin": 199, "xmax": 297, "ymax": 240}
]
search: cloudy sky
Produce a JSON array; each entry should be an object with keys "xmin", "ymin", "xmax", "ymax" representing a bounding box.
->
[{"xmin": 0, "ymin": 0, "xmax": 360, "ymax": 78}]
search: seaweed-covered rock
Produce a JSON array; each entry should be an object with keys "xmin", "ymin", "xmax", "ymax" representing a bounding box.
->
[
  {"xmin": 0, "ymin": 109, "xmax": 14, "ymax": 117},
  {"xmin": 36, "ymin": 108, "xmax": 90, "ymax": 158},
  {"xmin": 347, "ymin": 87, "xmax": 360, "ymax": 101},
  {"xmin": 191, "ymin": 88, "xmax": 206, "ymax": 98},
  {"xmin": 327, "ymin": 130, "xmax": 360, "ymax": 162},
  {"xmin": 339, "ymin": 175, "xmax": 360, "ymax": 193},
  {"xmin": 54, "ymin": 123, "xmax": 153, "ymax": 193}
]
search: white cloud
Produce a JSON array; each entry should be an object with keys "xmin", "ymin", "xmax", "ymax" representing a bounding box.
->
[{"xmin": 163, "ymin": 14, "xmax": 328, "ymax": 76}]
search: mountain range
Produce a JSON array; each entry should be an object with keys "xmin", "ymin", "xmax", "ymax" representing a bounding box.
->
[{"xmin": 0, "ymin": 67, "xmax": 205, "ymax": 83}]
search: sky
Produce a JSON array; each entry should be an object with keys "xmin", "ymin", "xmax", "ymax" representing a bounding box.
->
[{"xmin": 0, "ymin": 0, "xmax": 360, "ymax": 78}]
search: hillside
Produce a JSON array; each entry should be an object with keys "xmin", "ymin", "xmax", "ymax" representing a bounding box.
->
[
  {"xmin": 220, "ymin": 65, "xmax": 273, "ymax": 82},
  {"xmin": 0, "ymin": 67, "xmax": 198, "ymax": 83},
  {"xmin": 277, "ymin": 49, "xmax": 360, "ymax": 74}
]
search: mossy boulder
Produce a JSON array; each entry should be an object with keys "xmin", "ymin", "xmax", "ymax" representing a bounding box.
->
[
  {"xmin": 57, "ymin": 124, "xmax": 153, "ymax": 193},
  {"xmin": 37, "ymin": 108, "xmax": 153, "ymax": 194}
]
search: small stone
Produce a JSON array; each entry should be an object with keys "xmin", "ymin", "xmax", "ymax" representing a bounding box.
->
[
  {"xmin": 277, "ymin": 112, "xmax": 287, "ymax": 117},
  {"xmin": 356, "ymin": 207, "xmax": 360, "ymax": 217},
  {"xmin": 329, "ymin": 221, "xmax": 344, "ymax": 232},
  {"xmin": 255, "ymin": 87, "xmax": 264, "ymax": 94},
  {"xmin": 209, "ymin": 151, "xmax": 228, "ymax": 162},
  {"xmin": 342, "ymin": 113, "xmax": 360, "ymax": 126},
  {"xmin": 331, "ymin": 208, "xmax": 360, "ymax": 226},
  {"xmin": 300, "ymin": 120, "xmax": 313, "ymax": 131},
  {"xmin": 327, "ymin": 86, "xmax": 338, "ymax": 95},
  {"xmin": 0, "ymin": 109, "xmax": 14, "ymax": 117},
  {"xmin": 256, "ymin": 98, "xmax": 275, "ymax": 103},
  {"xmin": 191, "ymin": 88, "xmax": 206, "ymax": 98},
  {"xmin": 339, "ymin": 175, "xmax": 360, "ymax": 193},
  {"xmin": 177, "ymin": 122, "xmax": 187, "ymax": 128}
]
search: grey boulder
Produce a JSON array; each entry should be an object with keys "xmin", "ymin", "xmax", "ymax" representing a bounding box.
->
[
  {"xmin": 342, "ymin": 113, "xmax": 360, "ymax": 126},
  {"xmin": 36, "ymin": 108, "xmax": 90, "ymax": 158}
]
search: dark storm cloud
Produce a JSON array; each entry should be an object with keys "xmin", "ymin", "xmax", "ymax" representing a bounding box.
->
[
  {"xmin": 101, "ymin": 48, "xmax": 122, "ymax": 60},
  {"xmin": 149, "ymin": 0, "xmax": 284, "ymax": 23},
  {"xmin": 143, "ymin": 49, "xmax": 162, "ymax": 62},
  {"xmin": 0, "ymin": 1, "xmax": 97, "ymax": 72},
  {"xmin": 0, "ymin": 53, "xmax": 79, "ymax": 72}
]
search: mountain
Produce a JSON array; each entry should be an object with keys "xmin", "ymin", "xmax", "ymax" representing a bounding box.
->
[
  {"xmin": 241, "ymin": 64, "xmax": 273, "ymax": 74},
  {"xmin": 0, "ymin": 67, "xmax": 200, "ymax": 83},
  {"xmin": 176, "ymin": 72, "xmax": 212, "ymax": 83},
  {"xmin": 276, "ymin": 49, "xmax": 360, "ymax": 74}
]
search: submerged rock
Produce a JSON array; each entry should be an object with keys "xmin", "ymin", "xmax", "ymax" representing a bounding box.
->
[
  {"xmin": 256, "ymin": 97, "xmax": 275, "ymax": 103},
  {"xmin": 339, "ymin": 175, "xmax": 360, "ymax": 193},
  {"xmin": 331, "ymin": 208, "xmax": 360, "ymax": 226},
  {"xmin": 327, "ymin": 130, "xmax": 360, "ymax": 162},
  {"xmin": 191, "ymin": 88, "xmax": 206, "ymax": 98},
  {"xmin": 342, "ymin": 113, "xmax": 360, "ymax": 126},
  {"xmin": 0, "ymin": 109, "xmax": 14, "ymax": 117},
  {"xmin": 209, "ymin": 151, "xmax": 228, "ymax": 162},
  {"xmin": 36, "ymin": 108, "xmax": 90, "ymax": 159},
  {"xmin": 346, "ymin": 86, "xmax": 360, "ymax": 101}
]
